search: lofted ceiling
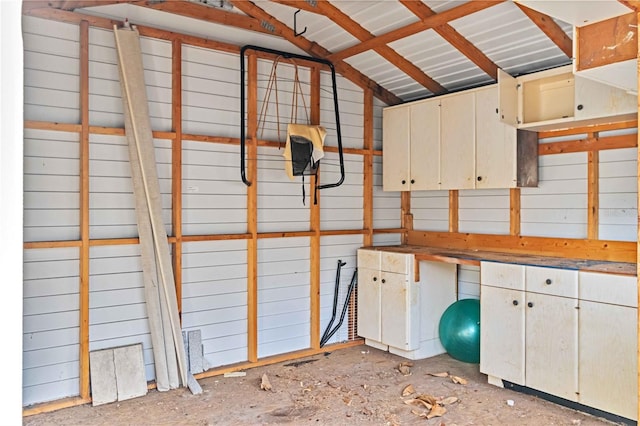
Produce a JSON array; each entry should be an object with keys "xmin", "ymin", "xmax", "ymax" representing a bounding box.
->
[{"xmin": 22, "ymin": 0, "xmax": 636, "ymax": 105}]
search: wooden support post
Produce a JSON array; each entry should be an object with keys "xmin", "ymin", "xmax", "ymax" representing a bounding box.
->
[
  {"xmin": 510, "ymin": 188, "xmax": 521, "ymax": 236},
  {"xmin": 310, "ymin": 66, "xmax": 321, "ymax": 349},
  {"xmin": 587, "ymin": 138, "xmax": 599, "ymax": 240},
  {"xmin": 171, "ymin": 39, "xmax": 183, "ymax": 317},
  {"xmin": 636, "ymin": 12, "xmax": 640, "ymax": 422},
  {"xmin": 401, "ymin": 191, "xmax": 412, "ymax": 244},
  {"xmin": 247, "ymin": 53, "xmax": 259, "ymax": 363},
  {"xmin": 78, "ymin": 20, "xmax": 91, "ymax": 402},
  {"xmin": 449, "ymin": 190, "xmax": 459, "ymax": 233},
  {"xmin": 363, "ymin": 89, "xmax": 374, "ymax": 247}
]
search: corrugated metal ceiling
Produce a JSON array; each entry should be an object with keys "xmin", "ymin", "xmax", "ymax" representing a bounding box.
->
[{"xmin": 52, "ymin": 0, "xmax": 626, "ymax": 104}]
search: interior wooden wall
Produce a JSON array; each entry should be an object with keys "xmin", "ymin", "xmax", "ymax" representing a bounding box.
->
[{"xmin": 21, "ymin": 6, "xmax": 639, "ymax": 416}]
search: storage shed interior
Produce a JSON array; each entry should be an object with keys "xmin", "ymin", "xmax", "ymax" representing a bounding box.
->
[{"xmin": 3, "ymin": 0, "xmax": 640, "ymax": 422}]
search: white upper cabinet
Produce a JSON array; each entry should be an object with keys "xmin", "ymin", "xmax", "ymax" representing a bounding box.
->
[
  {"xmin": 383, "ymin": 99, "xmax": 440, "ymax": 191},
  {"xmin": 515, "ymin": 0, "xmax": 632, "ymax": 27},
  {"xmin": 440, "ymin": 92, "xmax": 475, "ymax": 190},
  {"xmin": 498, "ymin": 64, "xmax": 637, "ymax": 131}
]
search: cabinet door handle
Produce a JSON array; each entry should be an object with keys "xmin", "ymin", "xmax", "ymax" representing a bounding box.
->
[
  {"xmin": 381, "ymin": 279, "xmax": 386, "ymax": 284},
  {"xmin": 401, "ymin": 180, "xmax": 406, "ymax": 185},
  {"xmin": 577, "ymin": 104, "xmax": 583, "ymax": 111},
  {"xmin": 527, "ymin": 302, "xmax": 534, "ymax": 308},
  {"xmin": 410, "ymin": 179, "xmax": 415, "ymax": 184},
  {"xmin": 545, "ymin": 279, "xmax": 552, "ymax": 285},
  {"xmin": 373, "ymin": 277, "xmax": 377, "ymax": 282},
  {"xmin": 477, "ymin": 176, "xmax": 482, "ymax": 182},
  {"xmin": 512, "ymin": 300, "xmax": 519, "ymax": 306}
]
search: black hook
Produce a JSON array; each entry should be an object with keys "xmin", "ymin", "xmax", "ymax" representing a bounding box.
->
[{"xmin": 294, "ymin": 9, "xmax": 307, "ymax": 37}]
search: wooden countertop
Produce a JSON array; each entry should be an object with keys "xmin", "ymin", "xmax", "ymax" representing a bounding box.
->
[{"xmin": 361, "ymin": 245, "xmax": 637, "ymax": 276}]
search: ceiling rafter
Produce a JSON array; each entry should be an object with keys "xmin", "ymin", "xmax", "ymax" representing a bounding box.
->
[
  {"xmin": 326, "ymin": 1, "xmax": 503, "ymax": 63},
  {"xmin": 22, "ymin": 0, "xmax": 133, "ymax": 13},
  {"xmin": 618, "ymin": 1, "xmax": 640, "ymax": 11},
  {"xmin": 272, "ymin": 0, "xmax": 446, "ymax": 95},
  {"xmin": 514, "ymin": 3, "xmax": 573, "ymax": 58},
  {"xmin": 399, "ymin": 0, "xmax": 498, "ymax": 81},
  {"xmin": 138, "ymin": 1, "xmax": 276, "ymax": 36},
  {"xmin": 229, "ymin": 0, "xmax": 402, "ymax": 105}
]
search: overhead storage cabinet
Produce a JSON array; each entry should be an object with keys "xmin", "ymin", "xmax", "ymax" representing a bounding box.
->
[
  {"xmin": 383, "ymin": 85, "xmax": 537, "ymax": 191},
  {"xmin": 382, "ymin": 100, "xmax": 440, "ymax": 191},
  {"xmin": 498, "ymin": 65, "xmax": 637, "ymax": 131}
]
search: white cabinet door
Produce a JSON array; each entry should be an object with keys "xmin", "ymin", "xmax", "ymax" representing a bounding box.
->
[
  {"xmin": 480, "ymin": 285, "xmax": 525, "ymax": 385},
  {"xmin": 382, "ymin": 106, "xmax": 411, "ymax": 191},
  {"xmin": 579, "ymin": 301, "xmax": 638, "ymax": 420},
  {"xmin": 574, "ymin": 75, "xmax": 637, "ymax": 120},
  {"xmin": 440, "ymin": 92, "xmax": 475, "ymax": 189},
  {"xmin": 498, "ymin": 68, "xmax": 519, "ymax": 127},
  {"xmin": 357, "ymin": 267, "xmax": 381, "ymax": 342},
  {"xmin": 410, "ymin": 99, "xmax": 440, "ymax": 190},
  {"xmin": 525, "ymin": 292, "xmax": 578, "ymax": 402},
  {"xmin": 475, "ymin": 87, "xmax": 517, "ymax": 189},
  {"xmin": 380, "ymin": 271, "xmax": 419, "ymax": 350}
]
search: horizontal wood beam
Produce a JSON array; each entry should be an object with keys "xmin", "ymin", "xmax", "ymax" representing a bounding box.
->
[
  {"xmin": 539, "ymin": 133, "xmax": 637, "ymax": 155},
  {"xmin": 327, "ymin": 1, "xmax": 502, "ymax": 62},
  {"xmin": 538, "ymin": 120, "xmax": 637, "ymax": 138},
  {"xmin": 407, "ymin": 230, "xmax": 636, "ymax": 263}
]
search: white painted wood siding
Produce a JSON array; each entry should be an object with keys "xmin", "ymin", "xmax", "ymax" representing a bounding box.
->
[
  {"xmin": 90, "ymin": 134, "xmax": 173, "ymax": 239},
  {"xmin": 23, "ymin": 17, "xmax": 80, "ymax": 123},
  {"xmin": 321, "ymin": 153, "xmax": 364, "ymax": 230},
  {"xmin": 257, "ymin": 237, "xmax": 311, "ymax": 358},
  {"xmin": 23, "ymin": 248, "xmax": 80, "ymax": 406},
  {"xmin": 411, "ymin": 191, "xmax": 449, "ymax": 231},
  {"xmin": 182, "ymin": 240, "xmax": 248, "ymax": 368},
  {"xmin": 23, "ymin": 129, "xmax": 80, "ymax": 242},
  {"xmin": 458, "ymin": 265, "xmax": 480, "ymax": 300},
  {"xmin": 89, "ymin": 245, "xmax": 155, "ymax": 381},
  {"xmin": 598, "ymin": 131, "xmax": 637, "ymax": 241},
  {"xmin": 459, "ymin": 189, "xmax": 510, "ymax": 235},
  {"xmin": 182, "ymin": 141, "xmax": 247, "ymax": 235},
  {"xmin": 373, "ymin": 156, "xmax": 401, "ymax": 229},
  {"xmin": 182, "ymin": 46, "xmax": 240, "ymax": 137},
  {"xmin": 320, "ymin": 72, "xmax": 364, "ymax": 149},
  {"xmin": 319, "ymin": 235, "xmax": 362, "ymax": 345},
  {"xmin": 88, "ymin": 27, "xmax": 172, "ymax": 130},
  {"xmin": 521, "ymin": 152, "xmax": 588, "ymax": 238}
]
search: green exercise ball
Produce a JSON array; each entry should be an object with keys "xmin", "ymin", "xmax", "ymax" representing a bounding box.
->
[{"xmin": 438, "ymin": 298, "xmax": 480, "ymax": 364}]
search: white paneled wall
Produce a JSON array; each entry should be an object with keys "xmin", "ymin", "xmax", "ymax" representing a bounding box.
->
[
  {"xmin": 458, "ymin": 265, "xmax": 480, "ymax": 301},
  {"xmin": 373, "ymin": 156, "xmax": 401, "ymax": 230},
  {"xmin": 24, "ymin": 129, "xmax": 80, "ymax": 242},
  {"xmin": 90, "ymin": 134, "xmax": 173, "ymax": 239},
  {"xmin": 182, "ymin": 240, "xmax": 248, "ymax": 368},
  {"xmin": 23, "ymin": 17, "xmax": 80, "ymax": 124},
  {"xmin": 182, "ymin": 141, "xmax": 247, "ymax": 235},
  {"xmin": 257, "ymin": 237, "xmax": 311, "ymax": 358},
  {"xmin": 412, "ymin": 190, "xmax": 449, "ymax": 231},
  {"xmin": 23, "ymin": 248, "xmax": 80, "ymax": 406},
  {"xmin": 459, "ymin": 189, "xmax": 510, "ymax": 235},
  {"xmin": 319, "ymin": 235, "xmax": 362, "ymax": 345},
  {"xmin": 183, "ymin": 47, "xmax": 240, "ymax": 137},
  {"xmin": 321, "ymin": 153, "xmax": 364, "ymax": 230},
  {"xmin": 88, "ymin": 28, "xmax": 172, "ymax": 130},
  {"xmin": 599, "ymin": 142, "xmax": 637, "ymax": 241},
  {"xmin": 521, "ymin": 152, "xmax": 588, "ymax": 238},
  {"xmin": 88, "ymin": 245, "xmax": 155, "ymax": 380},
  {"xmin": 320, "ymin": 71, "xmax": 364, "ymax": 150}
]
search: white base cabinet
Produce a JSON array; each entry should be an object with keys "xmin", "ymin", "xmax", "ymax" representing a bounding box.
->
[
  {"xmin": 480, "ymin": 261, "xmax": 638, "ymax": 421},
  {"xmin": 357, "ymin": 249, "xmax": 456, "ymax": 359}
]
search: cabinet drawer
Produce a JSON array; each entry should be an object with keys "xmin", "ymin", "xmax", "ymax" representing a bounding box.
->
[
  {"xmin": 480, "ymin": 261, "xmax": 525, "ymax": 290},
  {"xmin": 381, "ymin": 252, "xmax": 411, "ymax": 274},
  {"xmin": 526, "ymin": 266, "xmax": 578, "ymax": 298},
  {"xmin": 579, "ymin": 272, "xmax": 637, "ymax": 307},
  {"xmin": 357, "ymin": 249, "xmax": 380, "ymax": 270}
]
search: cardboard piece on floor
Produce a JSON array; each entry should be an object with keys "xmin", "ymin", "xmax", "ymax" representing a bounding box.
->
[{"xmin": 90, "ymin": 344, "xmax": 147, "ymax": 406}]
